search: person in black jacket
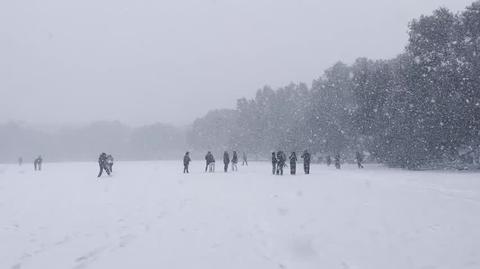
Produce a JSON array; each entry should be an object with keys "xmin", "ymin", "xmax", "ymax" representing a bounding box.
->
[
  {"xmin": 301, "ymin": 150, "xmax": 311, "ymax": 174},
  {"xmin": 223, "ymin": 151, "xmax": 230, "ymax": 172},
  {"xmin": 97, "ymin": 153, "xmax": 110, "ymax": 177},
  {"xmin": 231, "ymin": 151, "xmax": 238, "ymax": 171},
  {"xmin": 276, "ymin": 151, "xmax": 286, "ymax": 175},
  {"xmin": 289, "ymin": 152, "xmax": 297, "ymax": 175},
  {"xmin": 183, "ymin": 152, "xmax": 191, "ymax": 173},
  {"xmin": 271, "ymin": 152, "xmax": 277, "ymax": 175}
]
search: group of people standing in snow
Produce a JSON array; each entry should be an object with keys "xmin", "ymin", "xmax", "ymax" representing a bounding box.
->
[
  {"xmin": 97, "ymin": 152, "xmax": 114, "ymax": 178},
  {"xmin": 272, "ymin": 150, "xmax": 311, "ymax": 175},
  {"xmin": 182, "ymin": 151, "xmax": 248, "ymax": 174},
  {"xmin": 183, "ymin": 150, "xmax": 364, "ymax": 175}
]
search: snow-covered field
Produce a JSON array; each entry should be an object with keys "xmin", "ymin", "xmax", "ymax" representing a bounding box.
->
[{"xmin": 1, "ymin": 161, "xmax": 479, "ymax": 269}]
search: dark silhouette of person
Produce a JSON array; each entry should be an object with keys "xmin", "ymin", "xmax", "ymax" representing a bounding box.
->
[
  {"xmin": 271, "ymin": 152, "xmax": 277, "ymax": 175},
  {"xmin": 335, "ymin": 154, "xmax": 341, "ymax": 169},
  {"xmin": 232, "ymin": 151, "xmax": 238, "ymax": 171},
  {"xmin": 276, "ymin": 151, "xmax": 286, "ymax": 175},
  {"xmin": 356, "ymin": 151, "xmax": 364, "ymax": 168},
  {"xmin": 301, "ymin": 150, "xmax": 311, "ymax": 174},
  {"xmin": 223, "ymin": 151, "xmax": 230, "ymax": 172},
  {"xmin": 183, "ymin": 152, "xmax": 191, "ymax": 173},
  {"xmin": 289, "ymin": 152, "xmax": 297, "ymax": 175},
  {"xmin": 18, "ymin": 157, "xmax": 23, "ymax": 166},
  {"xmin": 242, "ymin": 152, "xmax": 248, "ymax": 166},
  {"xmin": 97, "ymin": 153, "xmax": 110, "ymax": 177},
  {"xmin": 34, "ymin": 155, "xmax": 43, "ymax": 171},
  {"xmin": 205, "ymin": 151, "xmax": 215, "ymax": 172}
]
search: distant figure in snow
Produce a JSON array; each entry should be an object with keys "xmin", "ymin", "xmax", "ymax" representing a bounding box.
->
[
  {"xmin": 34, "ymin": 155, "xmax": 43, "ymax": 171},
  {"xmin": 356, "ymin": 151, "xmax": 364, "ymax": 169},
  {"xmin": 106, "ymin": 154, "xmax": 114, "ymax": 173},
  {"xmin": 223, "ymin": 151, "xmax": 230, "ymax": 172},
  {"xmin": 276, "ymin": 151, "xmax": 286, "ymax": 175},
  {"xmin": 326, "ymin": 155, "xmax": 332, "ymax": 166},
  {"xmin": 97, "ymin": 152, "xmax": 110, "ymax": 177},
  {"xmin": 334, "ymin": 154, "xmax": 341, "ymax": 169},
  {"xmin": 231, "ymin": 151, "xmax": 238, "ymax": 171},
  {"xmin": 205, "ymin": 151, "xmax": 215, "ymax": 172},
  {"xmin": 289, "ymin": 152, "xmax": 297, "ymax": 175},
  {"xmin": 242, "ymin": 152, "xmax": 248, "ymax": 166},
  {"xmin": 183, "ymin": 152, "xmax": 191, "ymax": 173},
  {"xmin": 18, "ymin": 157, "xmax": 23, "ymax": 166},
  {"xmin": 271, "ymin": 152, "xmax": 277, "ymax": 175},
  {"xmin": 301, "ymin": 150, "xmax": 311, "ymax": 174}
]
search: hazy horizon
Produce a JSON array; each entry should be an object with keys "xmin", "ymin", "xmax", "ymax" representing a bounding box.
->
[{"xmin": 1, "ymin": 0, "xmax": 473, "ymax": 127}]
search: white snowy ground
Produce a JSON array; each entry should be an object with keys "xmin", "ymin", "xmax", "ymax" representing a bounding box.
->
[{"xmin": 0, "ymin": 161, "xmax": 479, "ymax": 269}]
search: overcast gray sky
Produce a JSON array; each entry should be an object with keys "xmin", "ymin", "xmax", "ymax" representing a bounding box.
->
[{"xmin": 0, "ymin": 0, "xmax": 473, "ymax": 126}]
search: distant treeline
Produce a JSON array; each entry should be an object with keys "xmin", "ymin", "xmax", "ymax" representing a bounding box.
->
[
  {"xmin": 0, "ymin": 121, "xmax": 186, "ymax": 163},
  {"xmin": 187, "ymin": 2, "xmax": 480, "ymax": 169}
]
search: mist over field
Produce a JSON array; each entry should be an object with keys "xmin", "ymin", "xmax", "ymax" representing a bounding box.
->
[{"xmin": 2, "ymin": 1, "xmax": 480, "ymax": 269}]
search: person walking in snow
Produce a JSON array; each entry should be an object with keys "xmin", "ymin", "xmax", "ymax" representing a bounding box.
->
[
  {"xmin": 289, "ymin": 152, "xmax": 297, "ymax": 175},
  {"xmin": 97, "ymin": 152, "xmax": 110, "ymax": 177},
  {"xmin": 356, "ymin": 151, "xmax": 364, "ymax": 169},
  {"xmin": 242, "ymin": 152, "xmax": 248, "ymax": 166},
  {"xmin": 271, "ymin": 152, "xmax": 277, "ymax": 175},
  {"xmin": 223, "ymin": 151, "xmax": 230, "ymax": 173},
  {"xmin": 18, "ymin": 157, "xmax": 23, "ymax": 166},
  {"xmin": 183, "ymin": 152, "xmax": 191, "ymax": 173},
  {"xmin": 334, "ymin": 153, "xmax": 341, "ymax": 169},
  {"xmin": 276, "ymin": 151, "xmax": 286, "ymax": 175},
  {"xmin": 34, "ymin": 155, "xmax": 43, "ymax": 171},
  {"xmin": 301, "ymin": 150, "xmax": 311, "ymax": 174},
  {"xmin": 231, "ymin": 151, "xmax": 238, "ymax": 171},
  {"xmin": 106, "ymin": 154, "xmax": 114, "ymax": 173}
]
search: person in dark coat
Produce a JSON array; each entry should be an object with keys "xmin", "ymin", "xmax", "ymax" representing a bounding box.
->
[
  {"xmin": 356, "ymin": 151, "xmax": 364, "ymax": 169},
  {"xmin": 183, "ymin": 152, "xmax": 191, "ymax": 173},
  {"xmin": 18, "ymin": 157, "xmax": 23, "ymax": 166},
  {"xmin": 271, "ymin": 152, "xmax": 277, "ymax": 175},
  {"xmin": 289, "ymin": 152, "xmax": 297, "ymax": 175},
  {"xmin": 97, "ymin": 153, "xmax": 110, "ymax": 177},
  {"xmin": 301, "ymin": 150, "xmax": 311, "ymax": 174},
  {"xmin": 205, "ymin": 151, "xmax": 215, "ymax": 172},
  {"xmin": 335, "ymin": 153, "xmax": 341, "ymax": 169},
  {"xmin": 34, "ymin": 155, "xmax": 43, "ymax": 171},
  {"xmin": 326, "ymin": 155, "xmax": 332, "ymax": 166},
  {"xmin": 223, "ymin": 151, "xmax": 230, "ymax": 172},
  {"xmin": 242, "ymin": 152, "xmax": 248, "ymax": 166},
  {"xmin": 276, "ymin": 151, "xmax": 286, "ymax": 175}
]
